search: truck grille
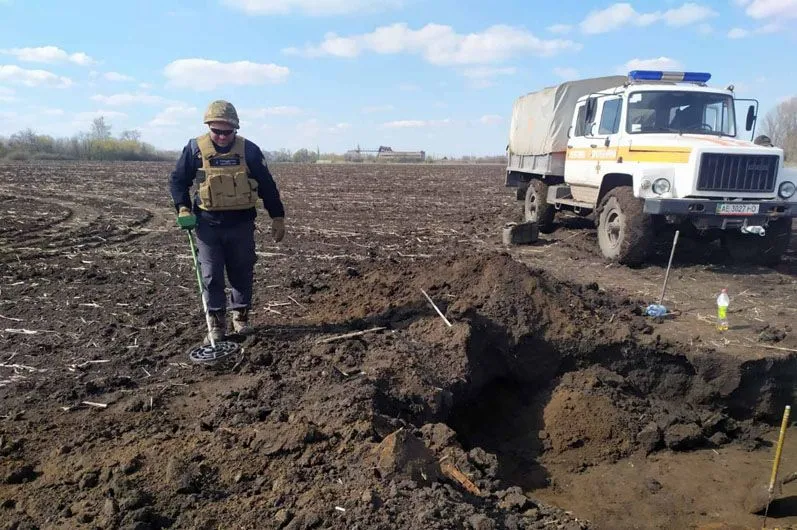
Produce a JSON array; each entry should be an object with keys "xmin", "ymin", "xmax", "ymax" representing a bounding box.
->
[{"xmin": 697, "ymin": 153, "xmax": 779, "ymax": 193}]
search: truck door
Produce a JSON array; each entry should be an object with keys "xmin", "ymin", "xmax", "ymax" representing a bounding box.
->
[{"xmin": 565, "ymin": 99, "xmax": 595, "ymax": 192}]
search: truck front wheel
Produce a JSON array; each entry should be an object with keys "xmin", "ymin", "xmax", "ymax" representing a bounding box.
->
[
  {"xmin": 596, "ymin": 187, "xmax": 653, "ymax": 266},
  {"xmin": 524, "ymin": 180, "xmax": 556, "ymax": 233}
]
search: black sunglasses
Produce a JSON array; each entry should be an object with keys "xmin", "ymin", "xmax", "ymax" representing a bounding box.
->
[{"xmin": 210, "ymin": 127, "xmax": 235, "ymax": 136}]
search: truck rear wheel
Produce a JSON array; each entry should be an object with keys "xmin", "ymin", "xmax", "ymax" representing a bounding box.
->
[
  {"xmin": 524, "ymin": 180, "xmax": 556, "ymax": 233},
  {"xmin": 723, "ymin": 218, "xmax": 792, "ymax": 266},
  {"xmin": 596, "ymin": 186, "xmax": 653, "ymax": 266}
]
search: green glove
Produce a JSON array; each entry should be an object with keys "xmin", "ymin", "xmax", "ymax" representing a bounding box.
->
[{"xmin": 177, "ymin": 206, "xmax": 196, "ymax": 230}]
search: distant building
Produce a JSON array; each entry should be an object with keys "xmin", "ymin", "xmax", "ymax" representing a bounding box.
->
[{"xmin": 344, "ymin": 144, "xmax": 426, "ymax": 163}]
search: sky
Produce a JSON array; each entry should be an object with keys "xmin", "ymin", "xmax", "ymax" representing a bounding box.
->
[{"xmin": 0, "ymin": 0, "xmax": 795, "ymax": 157}]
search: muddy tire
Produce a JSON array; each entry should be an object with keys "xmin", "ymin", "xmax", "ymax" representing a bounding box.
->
[
  {"xmin": 723, "ymin": 218, "xmax": 792, "ymax": 266},
  {"xmin": 596, "ymin": 186, "xmax": 653, "ymax": 266},
  {"xmin": 524, "ymin": 180, "xmax": 556, "ymax": 233}
]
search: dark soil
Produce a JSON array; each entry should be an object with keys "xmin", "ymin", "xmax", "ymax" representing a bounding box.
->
[{"xmin": 1, "ymin": 161, "xmax": 797, "ymax": 530}]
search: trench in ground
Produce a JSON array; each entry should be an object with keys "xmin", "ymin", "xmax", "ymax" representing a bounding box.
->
[{"xmin": 440, "ymin": 326, "xmax": 797, "ymax": 528}]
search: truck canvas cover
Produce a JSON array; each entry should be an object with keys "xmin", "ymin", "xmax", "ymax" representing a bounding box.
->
[{"xmin": 508, "ymin": 76, "xmax": 627, "ymax": 156}]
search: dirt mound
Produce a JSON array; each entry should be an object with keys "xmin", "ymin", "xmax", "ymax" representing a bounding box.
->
[{"xmin": 541, "ymin": 368, "xmax": 642, "ymax": 470}]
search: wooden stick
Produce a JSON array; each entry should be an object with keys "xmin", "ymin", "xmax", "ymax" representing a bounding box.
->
[
  {"xmin": 82, "ymin": 401, "xmax": 108, "ymax": 409},
  {"xmin": 743, "ymin": 339, "xmax": 797, "ymax": 354},
  {"xmin": 316, "ymin": 327, "xmax": 386, "ymax": 345},
  {"xmin": 440, "ymin": 460, "xmax": 481, "ymax": 496},
  {"xmin": 421, "ymin": 290, "xmax": 452, "ymax": 328},
  {"xmin": 288, "ymin": 296, "xmax": 306, "ymax": 310}
]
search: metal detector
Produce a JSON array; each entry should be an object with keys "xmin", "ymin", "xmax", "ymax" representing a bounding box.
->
[{"xmin": 185, "ymin": 228, "xmax": 240, "ymax": 364}]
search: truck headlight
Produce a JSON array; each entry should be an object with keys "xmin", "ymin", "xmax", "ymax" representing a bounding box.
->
[
  {"xmin": 779, "ymin": 181, "xmax": 796, "ymax": 199},
  {"xmin": 652, "ymin": 178, "xmax": 671, "ymax": 195}
]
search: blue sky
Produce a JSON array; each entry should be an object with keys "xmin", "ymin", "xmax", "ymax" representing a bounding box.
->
[{"xmin": 0, "ymin": 0, "xmax": 795, "ymax": 157}]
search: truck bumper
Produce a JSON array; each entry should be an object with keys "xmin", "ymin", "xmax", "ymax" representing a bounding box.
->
[
  {"xmin": 643, "ymin": 198, "xmax": 795, "ymax": 229},
  {"xmin": 644, "ymin": 198, "xmax": 794, "ymax": 217}
]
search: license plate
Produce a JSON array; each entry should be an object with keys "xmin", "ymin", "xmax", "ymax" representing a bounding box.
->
[{"xmin": 716, "ymin": 203, "xmax": 759, "ymax": 215}]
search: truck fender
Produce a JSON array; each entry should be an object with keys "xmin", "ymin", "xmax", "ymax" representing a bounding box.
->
[
  {"xmin": 596, "ymin": 173, "xmax": 633, "ymax": 210},
  {"xmin": 630, "ymin": 166, "xmax": 678, "ymax": 200}
]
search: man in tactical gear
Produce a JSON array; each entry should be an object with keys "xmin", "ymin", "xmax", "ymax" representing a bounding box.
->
[{"xmin": 169, "ymin": 100, "xmax": 286, "ymax": 343}]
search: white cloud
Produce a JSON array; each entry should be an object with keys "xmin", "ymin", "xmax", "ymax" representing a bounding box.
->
[
  {"xmin": 163, "ymin": 59, "xmax": 290, "ymax": 90},
  {"xmin": 727, "ymin": 22, "xmax": 783, "ymax": 38},
  {"xmin": 741, "ymin": 0, "xmax": 797, "ymax": 19},
  {"xmin": 362, "ymin": 104, "xmax": 395, "ymax": 113},
  {"xmin": 91, "ymin": 92, "xmax": 167, "ymax": 106},
  {"xmin": 580, "ymin": 3, "xmax": 717, "ymax": 34},
  {"xmin": 547, "ymin": 24, "xmax": 572, "ymax": 34},
  {"xmin": 553, "ymin": 67, "xmax": 579, "ymax": 80},
  {"xmin": 479, "ymin": 114, "xmax": 503, "ymax": 125},
  {"xmin": 382, "ymin": 119, "xmax": 453, "ymax": 129},
  {"xmin": 0, "ymin": 65, "xmax": 73, "ymax": 87},
  {"xmin": 285, "ymin": 23, "xmax": 581, "ymax": 64},
  {"xmin": 221, "ymin": 0, "xmax": 402, "ymax": 15},
  {"xmin": 0, "ymin": 46, "xmax": 96, "ymax": 65},
  {"xmin": 73, "ymin": 110, "xmax": 128, "ymax": 123},
  {"xmin": 0, "ymin": 86, "xmax": 15, "ymax": 102},
  {"xmin": 620, "ymin": 57, "xmax": 683, "ymax": 73},
  {"xmin": 728, "ymin": 27, "xmax": 749, "ymax": 38},
  {"xmin": 245, "ymin": 105, "xmax": 305, "ymax": 117},
  {"xmin": 139, "ymin": 82, "xmax": 152, "ymax": 89},
  {"xmin": 148, "ymin": 105, "xmax": 198, "ymax": 127},
  {"xmin": 329, "ymin": 122, "xmax": 351, "ymax": 132},
  {"xmin": 39, "ymin": 107, "xmax": 64, "ymax": 116},
  {"xmin": 104, "ymin": 72, "xmax": 134, "ymax": 82}
]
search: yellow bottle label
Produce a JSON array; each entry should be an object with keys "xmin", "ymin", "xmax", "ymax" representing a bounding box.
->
[{"xmin": 717, "ymin": 306, "xmax": 727, "ymax": 319}]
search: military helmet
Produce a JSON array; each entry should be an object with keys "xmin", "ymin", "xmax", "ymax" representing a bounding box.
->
[
  {"xmin": 203, "ymin": 100, "xmax": 239, "ymax": 129},
  {"xmin": 754, "ymin": 134, "xmax": 772, "ymax": 147}
]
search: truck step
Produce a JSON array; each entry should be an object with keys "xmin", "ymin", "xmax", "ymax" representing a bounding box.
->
[{"xmin": 553, "ymin": 198, "xmax": 594, "ymax": 210}]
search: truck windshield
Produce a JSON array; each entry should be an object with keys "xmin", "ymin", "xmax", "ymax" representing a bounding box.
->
[{"xmin": 626, "ymin": 90, "xmax": 736, "ymax": 136}]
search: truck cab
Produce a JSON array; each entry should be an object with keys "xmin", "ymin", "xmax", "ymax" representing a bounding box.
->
[{"xmin": 506, "ymin": 70, "xmax": 796, "ymax": 266}]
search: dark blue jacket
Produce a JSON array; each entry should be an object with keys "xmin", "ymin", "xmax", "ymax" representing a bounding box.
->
[{"xmin": 168, "ymin": 136, "xmax": 285, "ymax": 225}]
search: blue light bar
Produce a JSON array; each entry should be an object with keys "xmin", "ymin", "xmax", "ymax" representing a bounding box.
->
[{"xmin": 628, "ymin": 70, "xmax": 711, "ymax": 83}]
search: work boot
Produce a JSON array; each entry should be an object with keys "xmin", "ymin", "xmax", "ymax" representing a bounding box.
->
[
  {"xmin": 203, "ymin": 311, "xmax": 226, "ymax": 345},
  {"xmin": 231, "ymin": 308, "xmax": 254, "ymax": 335}
]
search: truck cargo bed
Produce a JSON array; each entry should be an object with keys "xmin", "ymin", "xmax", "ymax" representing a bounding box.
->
[{"xmin": 507, "ymin": 151, "xmax": 565, "ymax": 178}]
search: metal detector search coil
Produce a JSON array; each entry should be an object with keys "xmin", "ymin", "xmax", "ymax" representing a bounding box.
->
[{"xmin": 188, "ymin": 341, "xmax": 239, "ymax": 364}]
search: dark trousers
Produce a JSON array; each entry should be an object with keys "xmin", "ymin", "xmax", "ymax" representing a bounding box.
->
[{"xmin": 195, "ymin": 220, "xmax": 257, "ymax": 313}]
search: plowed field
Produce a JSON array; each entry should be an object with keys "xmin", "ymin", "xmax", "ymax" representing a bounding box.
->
[{"xmin": 2, "ymin": 161, "xmax": 797, "ymax": 530}]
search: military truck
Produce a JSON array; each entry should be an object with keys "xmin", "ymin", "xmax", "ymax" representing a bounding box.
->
[{"xmin": 505, "ymin": 70, "xmax": 797, "ymax": 265}]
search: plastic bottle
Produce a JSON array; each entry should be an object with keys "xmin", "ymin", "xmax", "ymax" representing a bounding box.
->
[{"xmin": 717, "ymin": 288, "xmax": 729, "ymax": 332}]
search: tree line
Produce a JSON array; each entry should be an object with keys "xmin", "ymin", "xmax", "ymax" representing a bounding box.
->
[
  {"xmin": 762, "ymin": 96, "xmax": 797, "ymax": 165},
  {"xmin": 0, "ymin": 117, "xmax": 179, "ymax": 161}
]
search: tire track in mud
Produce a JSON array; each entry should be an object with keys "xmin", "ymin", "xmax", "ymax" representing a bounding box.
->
[{"xmin": 0, "ymin": 187, "xmax": 166, "ymax": 262}]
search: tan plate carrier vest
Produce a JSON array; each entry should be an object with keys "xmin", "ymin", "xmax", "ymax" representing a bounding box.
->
[{"xmin": 195, "ymin": 133, "xmax": 260, "ymax": 211}]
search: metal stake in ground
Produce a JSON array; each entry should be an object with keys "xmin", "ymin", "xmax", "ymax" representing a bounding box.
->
[
  {"xmin": 184, "ymin": 229, "xmax": 240, "ymax": 364},
  {"xmin": 658, "ymin": 230, "xmax": 680, "ymax": 306}
]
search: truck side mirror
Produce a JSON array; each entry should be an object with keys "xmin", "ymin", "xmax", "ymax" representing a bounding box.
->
[
  {"xmin": 567, "ymin": 125, "xmax": 573, "ymax": 139},
  {"xmin": 746, "ymin": 105, "xmax": 755, "ymax": 131}
]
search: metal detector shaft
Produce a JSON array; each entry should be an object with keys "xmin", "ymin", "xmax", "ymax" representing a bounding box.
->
[
  {"xmin": 186, "ymin": 229, "xmax": 216, "ymax": 348},
  {"xmin": 658, "ymin": 230, "xmax": 680, "ymax": 306}
]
